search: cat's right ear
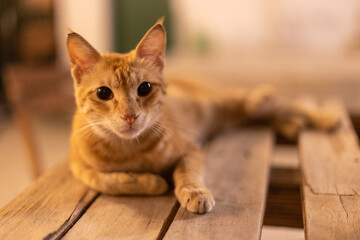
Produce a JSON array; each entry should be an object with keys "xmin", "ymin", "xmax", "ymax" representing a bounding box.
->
[
  {"xmin": 135, "ymin": 17, "xmax": 166, "ymax": 70},
  {"xmin": 67, "ymin": 32, "xmax": 101, "ymax": 83}
]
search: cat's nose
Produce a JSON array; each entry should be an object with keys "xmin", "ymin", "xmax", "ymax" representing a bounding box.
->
[{"xmin": 121, "ymin": 114, "xmax": 138, "ymax": 125}]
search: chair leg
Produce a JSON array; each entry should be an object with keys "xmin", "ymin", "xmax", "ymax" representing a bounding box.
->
[{"xmin": 14, "ymin": 107, "xmax": 42, "ymax": 178}]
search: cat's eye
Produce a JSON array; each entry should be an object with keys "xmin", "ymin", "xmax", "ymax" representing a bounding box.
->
[
  {"xmin": 137, "ymin": 82, "xmax": 152, "ymax": 97},
  {"xmin": 96, "ymin": 86, "xmax": 113, "ymax": 100}
]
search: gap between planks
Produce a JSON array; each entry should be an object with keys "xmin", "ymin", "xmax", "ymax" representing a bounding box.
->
[
  {"xmin": 155, "ymin": 201, "xmax": 180, "ymax": 240},
  {"xmin": 43, "ymin": 189, "xmax": 100, "ymax": 240}
]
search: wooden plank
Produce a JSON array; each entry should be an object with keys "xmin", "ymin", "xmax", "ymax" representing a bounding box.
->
[
  {"xmin": 299, "ymin": 100, "xmax": 360, "ymax": 240},
  {"xmin": 0, "ymin": 162, "xmax": 99, "ymax": 240},
  {"xmin": 302, "ymin": 188, "xmax": 360, "ymax": 239},
  {"xmin": 63, "ymin": 194, "xmax": 178, "ymax": 240},
  {"xmin": 163, "ymin": 129, "xmax": 273, "ymax": 240}
]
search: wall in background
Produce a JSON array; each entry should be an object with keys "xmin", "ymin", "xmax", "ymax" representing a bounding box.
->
[
  {"xmin": 54, "ymin": 0, "xmax": 360, "ymax": 60},
  {"xmin": 54, "ymin": 0, "xmax": 173, "ymax": 66},
  {"xmin": 171, "ymin": 0, "xmax": 360, "ymax": 56}
]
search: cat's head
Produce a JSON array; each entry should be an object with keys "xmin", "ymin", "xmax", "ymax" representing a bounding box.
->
[{"xmin": 67, "ymin": 18, "xmax": 166, "ymax": 139}]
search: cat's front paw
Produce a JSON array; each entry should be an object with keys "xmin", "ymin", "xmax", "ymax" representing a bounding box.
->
[{"xmin": 176, "ymin": 187, "xmax": 215, "ymax": 214}]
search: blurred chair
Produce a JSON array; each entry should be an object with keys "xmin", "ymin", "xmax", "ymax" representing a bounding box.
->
[{"xmin": 2, "ymin": 64, "xmax": 74, "ymax": 178}]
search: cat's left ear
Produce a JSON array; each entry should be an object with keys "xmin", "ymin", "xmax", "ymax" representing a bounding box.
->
[
  {"xmin": 135, "ymin": 17, "xmax": 166, "ymax": 70},
  {"xmin": 67, "ymin": 31, "xmax": 101, "ymax": 83}
]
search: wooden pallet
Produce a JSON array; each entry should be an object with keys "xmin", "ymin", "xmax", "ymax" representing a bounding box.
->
[{"xmin": 0, "ymin": 101, "xmax": 359, "ymax": 240}]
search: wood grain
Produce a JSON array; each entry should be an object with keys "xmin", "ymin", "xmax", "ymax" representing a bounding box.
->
[
  {"xmin": 63, "ymin": 194, "xmax": 178, "ymax": 240},
  {"xmin": 163, "ymin": 129, "xmax": 273, "ymax": 240},
  {"xmin": 0, "ymin": 162, "xmax": 98, "ymax": 240},
  {"xmin": 299, "ymin": 100, "xmax": 360, "ymax": 239},
  {"xmin": 44, "ymin": 189, "xmax": 99, "ymax": 240},
  {"xmin": 302, "ymin": 187, "xmax": 360, "ymax": 239},
  {"xmin": 0, "ymin": 129, "xmax": 273, "ymax": 240}
]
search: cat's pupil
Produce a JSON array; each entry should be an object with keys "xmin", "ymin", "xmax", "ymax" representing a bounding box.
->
[
  {"xmin": 137, "ymin": 82, "xmax": 152, "ymax": 97},
  {"xmin": 97, "ymin": 86, "xmax": 113, "ymax": 100}
]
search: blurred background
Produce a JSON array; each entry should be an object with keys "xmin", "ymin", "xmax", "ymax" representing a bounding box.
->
[{"xmin": 0, "ymin": 0, "xmax": 360, "ymax": 238}]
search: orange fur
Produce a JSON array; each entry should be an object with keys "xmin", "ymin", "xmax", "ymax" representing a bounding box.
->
[{"xmin": 67, "ymin": 19, "xmax": 338, "ymax": 214}]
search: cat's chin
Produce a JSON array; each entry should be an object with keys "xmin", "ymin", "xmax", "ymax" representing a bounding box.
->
[{"xmin": 114, "ymin": 127, "xmax": 143, "ymax": 140}]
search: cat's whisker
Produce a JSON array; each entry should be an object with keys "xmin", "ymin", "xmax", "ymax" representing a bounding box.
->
[
  {"xmin": 75, "ymin": 120, "xmax": 107, "ymax": 133},
  {"xmin": 161, "ymin": 117, "xmax": 201, "ymax": 135},
  {"xmin": 102, "ymin": 126, "xmax": 115, "ymax": 138},
  {"xmin": 62, "ymin": 106, "xmax": 77, "ymax": 114},
  {"xmin": 105, "ymin": 124, "xmax": 126, "ymax": 139},
  {"xmin": 94, "ymin": 122, "xmax": 119, "ymax": 139},
  {"xmin": 148, "ymin": 124, "xmax": 163, "ymax": 141},
  {"xmin": 76, "ymin": 125, "xmax": 97, "ymax": 138},
  {"xmin": 168, "ymin": 134, "xmax": 184, "ymax": 157},
  {"xmin": 150, "ymin": 122, "xmax": 167, "ymax": 141},
  {"xmin": 75, "ymin": 123, "xmax": 105, "ymax": 135},
  {"xmin": 135, "ymin": 136, "xmax": 140, "ymax": 145},
  {"xmin": 160, "ymin": 118, "xmax": 205, "ymax": 142},
  {"xmin": 77, "ymin": 126, "xmax": 100, "ymax": 139},
  {"xmin": 75, "ymin": 120, "xmax": 110, "ymax": 139},
  {"xmin": 152, "ymin": 121, "xmax": 185, "ymax": 156}
]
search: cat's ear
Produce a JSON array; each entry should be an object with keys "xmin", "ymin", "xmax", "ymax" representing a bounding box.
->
[
  {"xmin": 135, "ymin": 17, "xmax": 166, "ymax": 70},
  {"xmin": 67, "ymin": 31, "xmax": 101, "ymax": 83}
]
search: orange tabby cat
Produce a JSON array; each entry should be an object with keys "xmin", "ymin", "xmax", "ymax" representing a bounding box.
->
[{"xmin": 67, "ymin": 18, "xmax": 338, "ymax": 214}]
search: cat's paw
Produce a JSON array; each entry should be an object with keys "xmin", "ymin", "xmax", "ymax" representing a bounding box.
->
[
  {"xmin": 294, "ymin": 98, "xmax": 340, "ymax": 131},
  {"xmin": 308, "ymin": 108, "xmax": 340, "ymax": 131},
  {"xmin": 176, "ymin": 187, "xmax": 215, "ymax": 214},
  {"xmin": 244, "ymin": 85, "xmax": 275, "ymax": 117},
  {"xmin": 138, "ymin": 173, "xmax": 169, "ymax": 195},
  {"xmin": 274, "ymin": 116, "xmax": 306, "ymax": 140}
]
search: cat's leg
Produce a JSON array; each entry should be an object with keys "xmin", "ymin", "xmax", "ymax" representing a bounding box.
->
[
  {"xmin": 243, "ymin": 85, "xmax": 276, "ymax": 118},
  {"xmin": 243, "ymin": 86, "xmax": 340, "ymax": 139},
  {"xmin": 70, "ymin": 160, "xmax": 168, "ymax": 195},
  {"xmin": 242, "ymin": 85, "xmax": 304, "ymax": 139},
  {"xmin": 173, "ymin": 142, "xmax": 215, "ymax": 214},
  {"xmin": 289, "ymin": 97, "xmax": 340, "ymax": 130}
]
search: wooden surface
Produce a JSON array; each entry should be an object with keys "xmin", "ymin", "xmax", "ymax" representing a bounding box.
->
[
  {"xmin": 163, "ymin": 129, "xmax": 273, "ymax": 240},
  {"xmin": 299, "ymin": 100, "xmax": 360, "ymax": 240},
  {"xmin": 0, "ymin": 162, "xmax": 99, "ymax": 240},
  {"xmin": 0, "ymin": 128, "xmax": 273, "ymax": 240},
  {"xmin": 64, "ymin": 195, "xmax": 178, "ymax": 240}
]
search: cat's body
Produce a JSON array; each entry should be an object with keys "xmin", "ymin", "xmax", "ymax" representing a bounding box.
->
[{"xmin": 68, "ymin": 18, "xmax": 338, "ymax": 214}]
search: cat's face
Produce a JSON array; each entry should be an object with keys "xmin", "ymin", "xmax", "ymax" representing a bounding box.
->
[{"xmin": 67, "ymin": 18, "xmax": 166, "ymax": 139}]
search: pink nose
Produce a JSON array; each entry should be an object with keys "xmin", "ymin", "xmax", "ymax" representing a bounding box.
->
[{"xmin": 121, "ymin": 114, "xmax": 138, "ymax": 125}]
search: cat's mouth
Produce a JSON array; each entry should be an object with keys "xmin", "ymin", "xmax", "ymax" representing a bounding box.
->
[
  {"xmin": 122, "ymin": 127, "xmax": 138, "ymax": 134},
  {"xmin": 106, "ymin": 119, "xmax": 147, "ymax": 139},
  {"xmin": 113, "ymin": 126, "xmax": 143, "ymax": 139}
]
